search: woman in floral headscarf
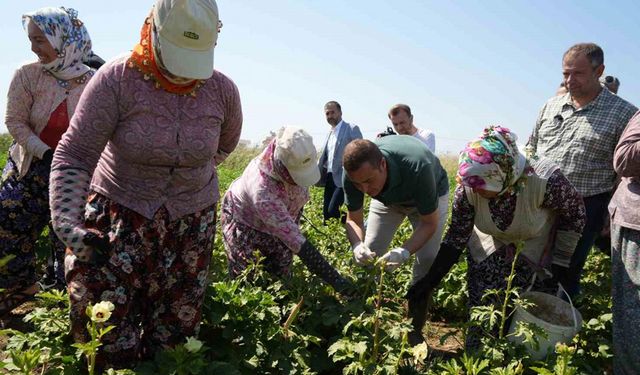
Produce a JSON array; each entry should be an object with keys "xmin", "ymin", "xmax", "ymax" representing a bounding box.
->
[
  {"xmin": 406, "ymin": 126, "xmax": 586, "ymax": 349},
  {"xmin": 0, "ymin": 7, "xmax": 95, "ymax": 315}
]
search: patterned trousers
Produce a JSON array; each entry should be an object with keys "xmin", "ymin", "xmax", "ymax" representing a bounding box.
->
[
  {"xmin": 220, "ymin": 195, "xmax": 294, "ymax": 279},
  {"xmin": 611, "ymin": 223, "xmax": 640, "ymax": 375},
  {"xmin": 66, "ymin": 193, "xmax": 217, "ymax": 369},
  {"xmin": 0, "ymin": 154, "xmax": 65, "ymax": 295}
]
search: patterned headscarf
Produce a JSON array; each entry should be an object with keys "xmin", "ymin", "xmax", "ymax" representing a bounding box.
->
[
  {"xmin": 457, "ymin": 126, "xmax": 527, "ymax": 195},
  {"xmin": 22, "ymin": 7, "xmax": 92, "ymax": 80},
  {"xmin": 258, "ymin": 139, "xmax": 297, "ymax": 186}
]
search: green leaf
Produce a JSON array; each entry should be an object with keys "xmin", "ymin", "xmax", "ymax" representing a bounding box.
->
[
  {"xmin": 245, "ymin": 355, "xmax": 259, "ymax": 369},
  {"xmin": 412, "ymin": 342, "xmax": 428, "ymax": 365},
  {"xmin": 529, "ymin": 367, "xmax": 554, "ymax": 375},
  {"xmin": 353, "ymin": 341, "xmax": 367, "ymax": 355},
  {"xmin": 327, "ymin": 340, "xmax": 347, "ymax": 356}
]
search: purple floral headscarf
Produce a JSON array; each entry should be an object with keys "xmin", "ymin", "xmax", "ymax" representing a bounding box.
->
[
  {"xmin": 22, "ymin": 7, "xmax": 92, "ymax": 80},
  {"xmin": 457, "ymin": 126, "xmax": 527, "ymax": 195},
  {"xmin": 258, "ymin": 139, "xmax": 296, "ymax": 186}
]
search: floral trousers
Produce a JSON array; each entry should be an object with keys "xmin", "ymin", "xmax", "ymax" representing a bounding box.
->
[
  {"xmin": 220, "ymin": 195, "xmax": 293, "ymax": 278},
  {"xmin": 0, "ymin": 154, "xmax": 66, "ymax": 295},
  {"xmin": 66, "ymin": 193, "xmax": 217, "ymax": 369}
]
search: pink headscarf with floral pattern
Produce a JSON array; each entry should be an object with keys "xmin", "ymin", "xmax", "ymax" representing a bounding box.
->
[
  {"xmin": 457, "ymin": 126, "xmax": 527, "ymax": 195},
  {"xmin": 258, "ymin": 139, "xmax": 297, "ymax": 186}
]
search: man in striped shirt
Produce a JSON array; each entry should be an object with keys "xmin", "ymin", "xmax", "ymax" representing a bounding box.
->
[{"xmin": 529, "ymin": 43, "xmax": 638, "ymax": 298}]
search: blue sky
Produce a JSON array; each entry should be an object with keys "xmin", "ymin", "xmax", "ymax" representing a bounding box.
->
[{"xmin": 1, "ymin": 1, "xmax": 639, "ymax": 154}]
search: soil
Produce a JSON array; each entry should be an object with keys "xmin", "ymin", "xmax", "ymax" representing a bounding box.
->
[
  {"xmin": 425, "ymin": 320, "xmax": 463, "ymax": 357},
  {"xmin": 523, "ymin": 296, "xmax": 574, "ymax": 327}
]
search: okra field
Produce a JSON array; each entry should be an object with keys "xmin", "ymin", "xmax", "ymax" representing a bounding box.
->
[{"xmin": 0, "ymin": 138, "xmax": 614, "ymax": 374}]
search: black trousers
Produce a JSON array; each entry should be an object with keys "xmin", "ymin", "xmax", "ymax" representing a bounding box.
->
[
  {"xmin": 322, "ymin": 173, "xmax": 345, "ymax": 222},
  {"xmin": 563, "ymin": 191, "xmax": 610, "ymax": 298}
]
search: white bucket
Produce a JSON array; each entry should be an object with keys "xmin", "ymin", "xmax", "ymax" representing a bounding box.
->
[{"xmin": 507, "ymin": 288, "xmax": 582, "ymax": 360}]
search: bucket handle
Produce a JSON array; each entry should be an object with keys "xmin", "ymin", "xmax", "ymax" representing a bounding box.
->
[
  {"xmin": 527, "ymin": 274, "xmax": 579, "ymax": 330},
  {"xmin": 557, "ymin": 283, "xmax": 579, "ymax": 331}
]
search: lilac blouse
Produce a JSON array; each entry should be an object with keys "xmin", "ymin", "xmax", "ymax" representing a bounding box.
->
[
  {"xmin": 610, "ymin": 111, "xmax": 640, "ymax": 231},
  {"xmin": 53, "ymin": 55, "xmax": 243, "ymax": 220}
]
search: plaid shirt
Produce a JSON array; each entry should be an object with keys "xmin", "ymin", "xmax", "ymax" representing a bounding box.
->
[{"xmin": 529, "ymin": 88, "xmax": 637, "ymax": 197}]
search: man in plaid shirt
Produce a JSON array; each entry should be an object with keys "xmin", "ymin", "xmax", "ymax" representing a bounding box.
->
[{"xmin": 529, "ymin": 43, "xmax": 637, "ymax": 298}]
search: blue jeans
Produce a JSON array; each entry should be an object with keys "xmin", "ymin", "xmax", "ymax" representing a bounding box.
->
[{"xmin": 562, "ymin": 192, "xmax": 610, "ymax": 299}]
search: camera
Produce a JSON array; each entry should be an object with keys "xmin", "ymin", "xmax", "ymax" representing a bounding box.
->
[{"xmin": 376, "ymin": 126, "xmax": 396, "ymax": 138}]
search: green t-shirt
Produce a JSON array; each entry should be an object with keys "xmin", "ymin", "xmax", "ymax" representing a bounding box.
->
[{"xmin": 343, "ymin": 135, "xmax": 449, "ymax": 215}]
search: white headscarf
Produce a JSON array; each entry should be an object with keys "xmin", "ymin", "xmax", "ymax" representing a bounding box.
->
[{"xmin": 22, "ymin": 7, "xmax": 92, "ymax": 80}]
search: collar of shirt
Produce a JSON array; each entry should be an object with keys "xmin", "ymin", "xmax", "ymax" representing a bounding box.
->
[
  {"xmin": 565, "ymin": 87, "xmax": 608, "ymax": 112},
  {"xmin": 331, "ymin": 120, "xmax": 344, "ymax": 135},
  {"xmin": 376, "ymin": 153, "xmax": 401, "ymax": 199},
  {"xmin": 325, "ymin": 120, "xmax": 344, "ymax": 168}
]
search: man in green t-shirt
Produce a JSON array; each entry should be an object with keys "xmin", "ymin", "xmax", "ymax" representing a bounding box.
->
[{"xmin": 342, "ymin": 135, "xmax": 449, "ymax": 345}]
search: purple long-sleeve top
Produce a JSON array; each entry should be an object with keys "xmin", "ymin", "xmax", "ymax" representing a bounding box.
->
[
  {"xmin": 53, "ymin": 55, "xmax": 243, "ymax": 220},
  {"xmin": 610, "ymin": 111, "xmax": 640, "ymax": 230}
]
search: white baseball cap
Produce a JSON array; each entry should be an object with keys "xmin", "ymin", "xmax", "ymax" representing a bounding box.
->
[
  {"xmin": 153, "ymin": 0, "xmax": 218, "ymax": 80},
  {"xmin": 274, "ymin": 127, "xmax": 321, "ymax": 187}
]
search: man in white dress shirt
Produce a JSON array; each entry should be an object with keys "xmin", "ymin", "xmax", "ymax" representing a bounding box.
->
[
  {"xmin": 317, "ymin": 101, "xmax": 362, "ymax": 222},
  {"xmin": 388, "ymin": 104, "xmax": 436, "ymax": 153}
]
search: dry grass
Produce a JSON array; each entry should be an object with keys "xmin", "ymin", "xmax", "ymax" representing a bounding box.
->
[
  {"xmin": 437, "ymin": 152, "xmax": 458, "ymax": 178},
  {"xmin": 220, "ymin": 144, "xmax": 460, "ymax": 178}
]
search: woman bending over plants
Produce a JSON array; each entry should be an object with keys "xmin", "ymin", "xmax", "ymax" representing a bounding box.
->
[
  {"xmin": 221, "ymin": 127, "xmax": 353, "ymax": 295},
  {"xmin": 408, "ymin": 126, "xmax": 586, "ymax": 349}
]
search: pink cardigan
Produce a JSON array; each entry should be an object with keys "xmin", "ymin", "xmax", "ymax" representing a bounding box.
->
[{"xmin": 4, "ymin": 62, "xmax": 90, "ymax": 178}]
